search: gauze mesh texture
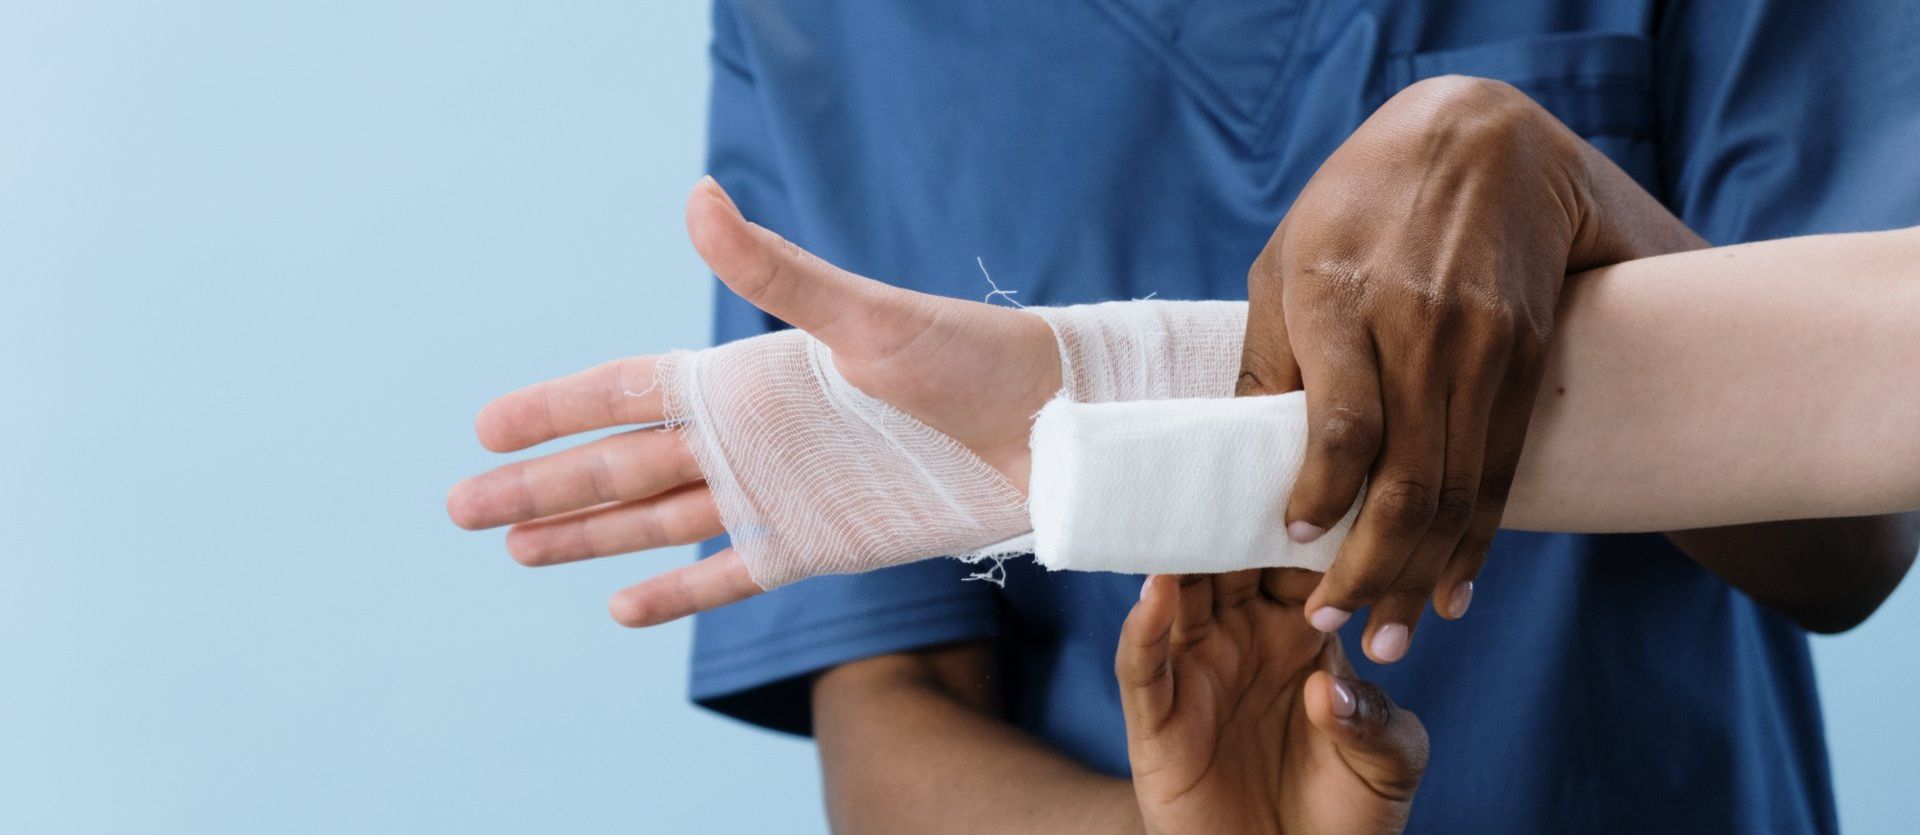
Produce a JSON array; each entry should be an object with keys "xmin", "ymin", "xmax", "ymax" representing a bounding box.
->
[
  {"xmin": 657, "ymin": 330, "xmax": 1031, "ymax": 589},
  {"xmin": 1039, "ymin": 300, "xmax": 1247, "ymax": 402},
  {"xmin": 659, "ymin": 299, "xmax": 1349, "ymax": 589}
]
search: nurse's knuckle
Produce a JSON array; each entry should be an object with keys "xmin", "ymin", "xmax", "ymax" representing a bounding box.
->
[
  {"xmin": 1317, "ymin": 411, "xmax": 1382, "ymax": 465},
  {"xmin": 1513, "ymin": 324, "xmax": 1552, "ymax": 368},
  {"xmin": 1479, "ymin": 456, "xmax": 1521, "ymax": 503},
  {"xmin": 1372, "ymin": 478, "xmax": 1439, "ymax": 533},
  {"xmin": 1336, "ymin": 570, "xmax": 1394, "ymax": 603},
  {"xmin": 1431, "ymin": 485, "xmax": 1478, "ymax": 534},
  {"xmin": 1238, "ymin": 343, "xmax": 1288, "ymax": 396},
  {"xmin": 1477, "ymin": 301, "xmax": 1520, "ymax": 345},
  {"xmin": 1298, "ymin": 258, "xmax": 1370, "ymax": 308},
  {"xmin": 1235, "ymin": 368, "xmax": 1268, "ymax": 397},
  {"xmin": 1400, "ymin": 278, "xmax": 1455, "ymax": 328}
]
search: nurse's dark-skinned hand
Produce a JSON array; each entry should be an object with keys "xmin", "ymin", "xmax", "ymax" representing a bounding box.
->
[
  {"xmin": 1120, "ymin": 569, "xmax": 1426, "ymax": 835},
  {"xmin": 1237, "ymin": 75, "xmax": 1704, "ymax": 663}
]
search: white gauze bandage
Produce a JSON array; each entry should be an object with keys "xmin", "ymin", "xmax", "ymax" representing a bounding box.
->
[
  {"xmin": 1026, "ymin": 392, "xmax": 1359, "ymax": 574},
  {"xmin": 656, "ymin": 332, "xmax": 1031, "ymax": 590},
  {"xmin": 659, "ymin": 299, "xmax": 1348, "ymax": 589}
]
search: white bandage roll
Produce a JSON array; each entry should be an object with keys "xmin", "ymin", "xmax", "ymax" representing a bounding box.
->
[{"xmin": 1027, "ymin": 391, "xmax": 1360, "ymax": 574}]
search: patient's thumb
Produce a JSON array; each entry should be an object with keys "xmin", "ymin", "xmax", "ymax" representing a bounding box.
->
[
  {"xmin": 1304, "ymin": 669, "xmax": 1428, "ymax": 801},
  {"xmin": 685, "ymin": 176, "xmax": 901, "ymax": 347}
]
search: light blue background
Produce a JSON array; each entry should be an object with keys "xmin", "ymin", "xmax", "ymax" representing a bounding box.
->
[{"xmin": 0, "ymin": 3, "xmax": 1913, "ymax": 833}]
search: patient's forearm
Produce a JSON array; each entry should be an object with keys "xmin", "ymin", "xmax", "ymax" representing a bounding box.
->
[
  {"xmin": 1507, "ymin": 226, "xmax": 1920, "ymax": 531},
  {"xmin": 1032, "ymin": 228, "xmax": 1920, "ymax": 577}
]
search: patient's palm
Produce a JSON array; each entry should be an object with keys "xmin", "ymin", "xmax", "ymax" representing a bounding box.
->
[
  {"xmin": 835, "ymin": 299, "xmax": 1061, "ymax": 490},
  {"xmin": 686, "ymin": 185, "xmax": 1061, "ymax": 491}
]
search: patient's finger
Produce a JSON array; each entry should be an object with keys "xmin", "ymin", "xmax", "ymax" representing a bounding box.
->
[
  {"xmin": 686, "ymin": 177, "xmax": 912, "ymax": 353},
  {"xmin": 609, "ymin": 548, "xmax": 760, "ymax": 627},
  {"xmin": 476, "ymin": 356, "xmax": 665, "ymax": 453},
  {"xmin": 503, "ymin": 484, "xmax": 721, "ymax": 567},
  {"xmin": 448, "ymin": 429, "xmax": 701, "ymax": 530}
]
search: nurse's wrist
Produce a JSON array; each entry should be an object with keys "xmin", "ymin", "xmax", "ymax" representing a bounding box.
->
[
  {"xmin": 1555, "ymin": 107, "xmax": 1709, "ymax": 270},
  {"xmin": 1385, "ymin": 74, "xmax": 1700, "ymax": 273},
  {"xmin": 1385, "ymin": 74, "xmax": 1590, "ymax": 248}
]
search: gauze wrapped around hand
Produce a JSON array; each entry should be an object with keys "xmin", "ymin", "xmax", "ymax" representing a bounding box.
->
[
  {"xmin": 659, "ymin": 298, "xmax": 1350, "ymax": 589},
  {"xmin": 1041, "ymin": 299, "xmax": 1247, "ymax": 403},
  {"xmin": 656, "ymin": 329, "xmax": 1031, "ymax": 589}
]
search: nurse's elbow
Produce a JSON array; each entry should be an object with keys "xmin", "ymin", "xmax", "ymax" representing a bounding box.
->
[{"xmin": 1791, "ymin": 524, "xmax": 1919, "ymax": 634}]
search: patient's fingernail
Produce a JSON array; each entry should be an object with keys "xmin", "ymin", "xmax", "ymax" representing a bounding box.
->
[
  {"xmin": 701, "ymin": 175, "xmax": 737, "ymax": 208},
  {"xmin": 1140, "ymin": 576, "xmax": 1153, "ymax": 600},
  {"xmin": 1309, "ymin": 607, "xmax": 1351, "ymax": 633},
  {"xmin": 1331, "ymin": 679, "xmax": 1357, "ymax": 719},
  {"xmin": 1288, "ymin": 521, "xmax": 1327, "ymax": 543},
  {"xmin": 1370, "ymin": 624, "xmax": 1409, "ymax": 663},
  {"xmin": 1448, "ymin": 580, "xmax": 1475, "ymax": 619}
]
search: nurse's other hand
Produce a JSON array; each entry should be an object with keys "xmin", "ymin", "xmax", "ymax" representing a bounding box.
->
[
  {"xmin": 1120, "ymin": 570, "xmax": 1426, "ymax": 835},
  {"xmin": 1239, "ymin": 75, "xmax": 1664, "ymax": 662},
  {"xmin": 445, "ymin": 177, "xmax": 1060, "ymax": 627}
]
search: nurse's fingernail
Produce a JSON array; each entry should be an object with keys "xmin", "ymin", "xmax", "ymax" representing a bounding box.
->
[
  {"xmin": 1288, "ymin": 521, "xmax": 1328, "ymax": 543},
  {"xmin": 1330, "ymin": 679, "xmax": 1357, "ymax": 719},
  {"xmin": 1448, "ymin": 580, "xmax": 1475, "ymax": 619},
  {"xmin": 1140, "ymin": 576, "xmax": 1154, "ymax": 600},
  {"xmin": 1309, "ymin": 607, "xmax": 1350, "ymax": 633},
  {"xmin": 1370, "ymin": 624, "xmax": 1409, "ymax": 663}
]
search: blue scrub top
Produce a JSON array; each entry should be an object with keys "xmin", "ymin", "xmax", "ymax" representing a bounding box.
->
[{"xmin": 689, "ymin": 2, "xmax": 1920, "ymax": 832}]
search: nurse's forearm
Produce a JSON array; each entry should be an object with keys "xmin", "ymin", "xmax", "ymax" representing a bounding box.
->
[
  {"xmin": 1506, "ymin": 226, "xmax": 1920, "ymax": 531},
  {"xmin": 813, "ymin": 644, "xmax": 1143, "ymax": 835}
]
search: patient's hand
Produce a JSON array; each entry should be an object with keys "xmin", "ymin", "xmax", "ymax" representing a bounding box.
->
[
  {"xmin": 1120, "ymin": 570, "xmax": 1427, "ymax": 835},
  {"xmin": 446, "ymin": 177, "xmax": 1060, "ymax": 625}
]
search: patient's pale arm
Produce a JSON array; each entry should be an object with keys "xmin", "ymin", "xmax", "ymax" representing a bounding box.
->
[
  {"xmin": 1037, "ymin": 227, "xmax": 1920, "ymax": 573},
  {"xmin": 1512, "ymin": 226, "xmax": 1920, "ymax": 530}
]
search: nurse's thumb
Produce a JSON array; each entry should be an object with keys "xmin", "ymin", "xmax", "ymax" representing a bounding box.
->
[
  {"xmin": 1304, "ymin": 670, "xmax": 1428, "ymax": 802},
  {"xmin": 685, "ymin": 176, "xmax": 912, "ymax": 351}
]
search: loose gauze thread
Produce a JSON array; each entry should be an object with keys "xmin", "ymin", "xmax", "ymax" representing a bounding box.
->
[
  {"xmin": 958, "ymin": 255, "xmax": 1026, "ymax": 588},
  {"xmin": 977, "ymin": 257, "xmax": 1027, "ymax": 310}
]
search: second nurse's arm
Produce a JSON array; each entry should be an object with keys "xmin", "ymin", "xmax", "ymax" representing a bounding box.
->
[{"xmin": 813, "ymin": 643, "xmax": 1144, "ymax": 835}]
